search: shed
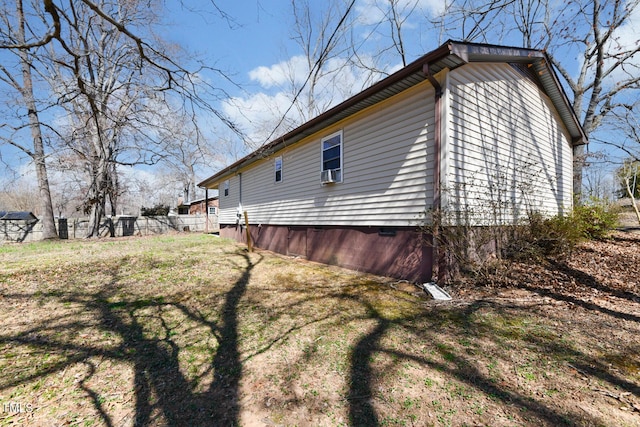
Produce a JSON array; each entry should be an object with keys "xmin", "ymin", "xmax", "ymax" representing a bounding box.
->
[
  {"xmin": 198, "ymin": 41, "xmax": 587, "ymax": 282},
  {"xmin": 0, "ymin": 211, "xmax": 39, "ymax": 243}
]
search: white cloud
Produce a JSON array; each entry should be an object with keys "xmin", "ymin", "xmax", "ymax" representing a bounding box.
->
[
  {"xmin": 419, "ymin": 0, "xmax": 448, "ymax": 16},
  {"xmin": 223, "ymin": 53, "xmax": 391, "ymax": 149},
  {"xmin": 607, "ymin": 5, "xmax": 640, "ymax": 68},
  {"xmin": 248, "ymin": 55, "xmax": 310, "ymax": 89},
  {"xmin": 216, "ymin": 1, "xmax": 444, "ymax": 154},
  {"xmin": 355, "ymin": 0, "xmax": 446, "ymax": 26},
  {"xmin": 614, "ymin": 2, "xmax": 640, "ymax": 43},
  {"xmin": 222, "ymin": 91, "xmax": 298, "ymax": 147},
  {"xmin": 355, "ymin": 0, "xmax": 386, "ymax": 26}
]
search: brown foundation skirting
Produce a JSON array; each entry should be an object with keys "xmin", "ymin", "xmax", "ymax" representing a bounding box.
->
[{"xmin": 220, "ymin": 224, "xmax": 432, "ymax": 283}]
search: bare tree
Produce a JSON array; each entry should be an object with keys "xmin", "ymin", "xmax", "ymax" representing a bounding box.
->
[
  {"xmin": 600, "ymin": 99, "xmax": 640, "ymax": 163},
  {"xmin": 45, "ymin": 0, "xmax": 168, "ymax": 236},
  {"xmin": 248, "ymin": 0, "xmax": 362, "ymax": 145},
  {"xmin": 0, "ymin": 0, "xmax": 58, "ymax": 239},
  {"xmin": 611, "ymin": 104, "xmax": 640, "ymax": 224},
  {"xmin": 1, "ymin": 0, "xmax": 240, "ymax": 237},
  {"xmin": 370, "ymin": 0, "xmax": 422, "ymax": 66},
  {"xmin": 0, "ymin": 178, "xmax": 40, "ymax": 213},
  {"xmin": 157, "ymin": 116, "xmax": 217, "ymax": 204},
  {"xmin": 583, "ymin": 155, "xmax": 616, "ymax": 202},
  {"xmin": 344, "ymin": 0, "xmax": 428, "ymax": 77},
  {"xmin": 291, "ymin": 0, "xmax": 346, "ymax": 120}
]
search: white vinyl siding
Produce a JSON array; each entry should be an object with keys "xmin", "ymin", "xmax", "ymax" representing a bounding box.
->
[
  {"xmin": 218, "ymin": 175, "xmax": 241, "ymax": 224},
  {"xmin": 444, "ymin": 63, "xmax": 573, "ymax": 224},
  {"xmin": 222, "ymin": 81, "xmax": 436, "ymax": 227}
]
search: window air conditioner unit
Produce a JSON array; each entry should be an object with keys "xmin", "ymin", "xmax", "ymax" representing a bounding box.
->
[{"xmin": 321, "ymin": 169, "xmax": 339, "ymax": 184}]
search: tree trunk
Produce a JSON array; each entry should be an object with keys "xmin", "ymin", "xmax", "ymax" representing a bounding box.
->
[
  {"xmin": 625, "ymin": 176, "xmax": 640, "ymax": 226},
  {"xmin": 16, "ymin": 0, "xmax": 57, "ymax": 239},
  {"xmin": 573, "ymin": 144, "xmax": 585, "ymax": 204},
  {"xmin": 86, "ymin": 156, "xmax": 110, "ymax": 237},
  {"xmin": 107, "ymin": 162, "xmax": 118, "ymax": 216}
]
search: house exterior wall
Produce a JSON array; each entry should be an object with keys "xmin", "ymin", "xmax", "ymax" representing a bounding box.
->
[
  {"xmin": 215, "ymin": 80, "xmax": 437, "ymax": 282},
  {"xmin": 443, "ymin": 63, "xmax": 573, "ymax": 224},
  {"xmin": 218, "ymin": 79, "xmax": 436, "ymax": 228},
  {"xmin": 213, "ymin": 61, "xmax": 576, "ymax": 282},
  {"xmin": 188, "ymin": 199, "xmax": 219, "ymax": 215},
  {"xmin": 219, "ymin": 175, "xmax": 242, "ymax": 224}
]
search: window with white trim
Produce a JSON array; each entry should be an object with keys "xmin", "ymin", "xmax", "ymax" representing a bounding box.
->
[
  {"xmin": 223, "ymin": 180, "xmax": 229, "ymax": 197},
  {"xmin": 208, "ymin": 206, "xmax": 217, "ymax": 215},
  {"xmin": 275, "ymin": 156, "xmax": 283, "ymax": 182},
  {"xmin": 321, "ymin": 131, "xmax": 342, "ymax": 182}
]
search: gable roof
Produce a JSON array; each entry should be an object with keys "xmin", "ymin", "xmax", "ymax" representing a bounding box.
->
[
  {"xmin": 199, "ymin": 40, "xmax": 587, "ymax": 189},
  {"xmin": 0, "ymin": 211, "xmax": 38, "ymax": 221},
  {"xmin": 178, "ymin": 196, "xmax": 219, "ymax": 207}
]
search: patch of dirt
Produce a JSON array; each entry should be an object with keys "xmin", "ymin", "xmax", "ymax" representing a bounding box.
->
[
  {"xmin": 442, "ymin": 230, "xmax": 640, "ymax": 424},
  {"xmin": 452, "ymin": 230, "xmax": 640, "ymax": 305}
]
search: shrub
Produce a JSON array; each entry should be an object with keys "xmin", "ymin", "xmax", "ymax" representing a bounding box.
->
[
  {"xmin": 141, "ymin": 204, "xmax": 170, "ymax": 216},
  {"xmin": 421, "ymin": 198, "xmax": 619, "ymax": 283},
  {"xmin": 572, "ymin": 200, "xmax": 619, "ymax": 240},
  {"xmin": 501, "ymin": 212, "xmax": 572, "ymax": 260},
  {"xmin": 531, "ymin": 211, "xmax": 583, "ymax": 257},
  {"xmin": 506, "ymin": 199, "xmax": 619, "ymax": 261}
]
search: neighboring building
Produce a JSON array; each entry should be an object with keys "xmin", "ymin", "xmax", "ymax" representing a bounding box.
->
[
  {"xmin": 0, "ymin": 211, "xmax": 38, "ymax": 221},
  {"xmin": 0, "ymin": 211, "xmax": 39, "ymax": 242},
  {"xmin": 198, "ymin": 41, "xmax": 587, "ymax": 282},
  {"xmin": 177, "ymin": 197, "xmax": 219, "ymax": 216}
]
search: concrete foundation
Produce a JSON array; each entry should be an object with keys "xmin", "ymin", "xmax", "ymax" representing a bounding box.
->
[{"xmin": 220, "ymin": 223, "xmax": 432, "ymax": 282}]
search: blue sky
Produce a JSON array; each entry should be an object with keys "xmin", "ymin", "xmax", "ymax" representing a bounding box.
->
[
  {"xmin": 165, "ymin": 1, "xmax": 294, "ymax": 90},
  {"xmin": 1, "ymin": 0, "xmax": 638, "ymax": 200},
  {"xmin": 160, "ymin": 0, "xmax": 447, "ymax": 155},
  {"xmin": 176, "ymin": 1, "xmax": 638, "ymax": 173}
]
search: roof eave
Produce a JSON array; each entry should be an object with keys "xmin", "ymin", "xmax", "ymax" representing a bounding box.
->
[
  {"xmin": 197, "ymin": 43, "xmax": 454, "ymax": 188},
  {"xmin": 449, "ymin": 42, "xmax": 587, "ymax": 146},
  {"xmin": 534, "ymin": 53, "xmax": 588, "ymax": 146},
  {"xmin": 198, "ymin": 41, "xmax": 588, "ymax": 188}
]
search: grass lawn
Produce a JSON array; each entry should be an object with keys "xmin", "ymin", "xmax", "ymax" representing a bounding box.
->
[{"xmin": 0, "ymin": 233, "xmax": 639, "ymax": 426}]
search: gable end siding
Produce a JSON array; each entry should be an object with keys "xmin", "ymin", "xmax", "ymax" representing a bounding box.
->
[{"xmin": 444, "ymin": 63, "xmax": 573, "ymax": 224}]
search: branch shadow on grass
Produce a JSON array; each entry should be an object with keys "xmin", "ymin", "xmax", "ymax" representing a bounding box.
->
[
  {"xmin": 2, "ymin": 242, "xmax": 639, "ymax": 426},
  {"xmin": 99, "ymin": 250, "xmax": 261, "ymax": 426},
  {"xmin": 346, "ymin": 297, "xmax": 623, "ymax": 426},
  {"xmin": 0, "ymin": 249, "xmax": 261, "ymax": 427}
]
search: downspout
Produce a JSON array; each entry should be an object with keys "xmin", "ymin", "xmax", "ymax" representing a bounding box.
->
[
  {"xmin": 423, "ymin": 63, "xmax": 442, "ymax": 211},
  {"xmin": 238, "ymin": 172, "xmax": 242, "ymax": 207},
  {"xmin": 423, "ymin": 63, "xmax": 444, "ymax": 284}
]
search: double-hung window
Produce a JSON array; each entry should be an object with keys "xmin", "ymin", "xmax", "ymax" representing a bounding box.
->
[
  {"xmin": 321, "ymin": 131, "xmax": 343, "ymax": 182},
  {"xmin": 275, "ymin": 156, "xmax": 283, "ymax": 183},
  {"xmin": 223, "ymin": 180, "xmax": 229, "ymax": 197}
]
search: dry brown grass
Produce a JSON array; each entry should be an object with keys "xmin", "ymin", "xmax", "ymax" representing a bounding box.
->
[{"xmin": 0, "ymin": 232, "xmax": 639, "ymax": 426}]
